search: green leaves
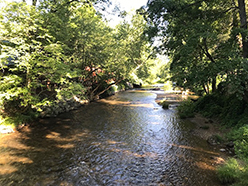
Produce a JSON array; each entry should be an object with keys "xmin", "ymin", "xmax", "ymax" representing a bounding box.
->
[
  {"xmin": 0, "ymin": 0, "xmax": 154, "ymax": 119},
  {"xmin": 146, "ymin": 0, "xmax": 245, "ymax": 95}
]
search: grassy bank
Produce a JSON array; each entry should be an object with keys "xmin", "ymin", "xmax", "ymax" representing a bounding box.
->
[{"xmin": 177, "ymin": 94, "xmax": 248, "ymax": 186}]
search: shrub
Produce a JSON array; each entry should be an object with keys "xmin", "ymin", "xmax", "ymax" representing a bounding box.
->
[
  {"xmin": 228, "ymin": 125, "xmax": 248, "ymax": 159},
  {"xmin": 218, "ymin": 158, "xmax": 248, "ymax": 186},
  {"xmin": 195, "ymin": 94, "xmax": 224, "ymax": 118},
  {"xmin": 177, "ymin": 99, "xmax": 195, "ymax": 119},
  {"xmin": 220, "ymin": 96, "xmax": 247, "ymax": 127},
  {"xmin": 214, "ymin": 134, "xmax": 224, "ymax": 143},
  {"xmin": 217, "ymin": 158, "xmax": 240, "ymax": 184},
  {"xmin": 235, "ymin": 165, "xmax": 248, "ymax": 186},
  {"xmin": 159, "ymin": 100, "xmax": 169, "ymax": 109},
  {"xmin": 162, "ymin": 101, "xmax": 169, "ymax": 109},
  {"xmin": 200, "ymin": 125, "xmax": 210, "ymax": 130}
]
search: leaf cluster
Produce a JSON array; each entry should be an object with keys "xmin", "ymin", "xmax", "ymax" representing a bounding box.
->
[
  {"xmin": 146, "ymin": 0, "xmax": 247, "ymax": 96},
  {"xmin": 0, "ymin": 0, "xmax": 153, "ymax": 123}
]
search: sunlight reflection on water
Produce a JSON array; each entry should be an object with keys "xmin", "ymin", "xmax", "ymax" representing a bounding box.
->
[{"xmin": 0, "ymin": 90, "xmax": 222, "ymax": 185}]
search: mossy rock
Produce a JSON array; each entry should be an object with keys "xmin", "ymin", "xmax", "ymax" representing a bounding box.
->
[{"xmin": 159, "ymin": 100, "xmax": 169, "ymax": 109}]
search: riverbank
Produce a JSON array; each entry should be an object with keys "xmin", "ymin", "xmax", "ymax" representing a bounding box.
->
[
  {"xmin": 155, "ymin": 92, "xmax": 223, "ymax": 139},
  {"xmin": 0, "ymin": 83, "xmax": 131, "ymax": 134},
  {"xmin": 189, "ymin": 114, "xmax": 235, "ymax": 154},
  {"xmin": 154, "ymin": 92, "xmax": 232, "ymax": 160}
]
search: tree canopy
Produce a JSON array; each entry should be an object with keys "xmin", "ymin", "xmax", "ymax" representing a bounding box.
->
[
  {"xmin": 146, "ymin": 0, "xmax": 248, "ymax": 98},
  {"xmin": 0, "ymin": 0, "xmax": 157, "ymax": 124}
]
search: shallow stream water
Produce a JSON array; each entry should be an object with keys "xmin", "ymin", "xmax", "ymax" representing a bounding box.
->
[{"xmin": 0, "ymin": 90, "xmax": 223, "ymax": 185}]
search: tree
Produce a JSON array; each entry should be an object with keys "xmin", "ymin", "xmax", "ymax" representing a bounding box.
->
[
  {"xmin": 111, "ymin": 12, "xmax": 153, "ymax": 82},
  {"xmin": 238, "ymin": 0, "xmax": 248, "ymax": 58},
  {"xmin": 0, "ymin": 0, "xmax": 153, "ymax": 124},
  {"xmin": 86, "ymin": 12, "xmax": 151, "ymax": 99},
  {"xmin": 146, "ymin": 0, "xmax": 244, "ymax": 95},
  {"xmin": 0, "ymin": 2, "xmax": 86, "ymax": 119}
]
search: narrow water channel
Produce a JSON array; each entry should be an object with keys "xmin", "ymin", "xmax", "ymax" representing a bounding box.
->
[{"xmin": 0, "ymin": 90, "xmax": 223, "ymax": 185}]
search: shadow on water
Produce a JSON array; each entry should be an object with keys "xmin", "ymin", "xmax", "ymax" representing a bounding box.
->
[{"xmin": 0, "ymin": 90, "xmax": 223, "ymax": 185}]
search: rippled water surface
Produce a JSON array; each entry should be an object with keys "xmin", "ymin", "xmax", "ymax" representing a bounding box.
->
[{"xmin": 0, "ymin": 90, "xmax": 223, "ymax": 185}]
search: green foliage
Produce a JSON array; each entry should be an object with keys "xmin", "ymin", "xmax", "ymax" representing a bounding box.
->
[
  {"xmin": 163, "ymin": 81, "xmax": 173, "ymax": 91},
  {"xmin": 159, "ymin": 100, "xmax": 169, "ymax": 109},
  {"xmin": 56, "ymin": 82, "xmax": 86, "ymax": 100},
  {"xmin": 177, "ymin": 99, "xmax": 195, "ymax": 119},
  {"xmin": 221, "ymin": 98, "xmax": 248, "ymax": 127},
  {"xmin": 194, "ymin": 93, "xmax": 248, "ymax": 126},
  {"xmin": 146, "ymin": 0, "xmax": 248, "ymax": 99},
  {"xmin": 0, "ymin": 1, "xmax": 154, "ymax": 125},
  {"xmin": 195, "ymin": 94, "xmax": 224, "ymax": 118},
  {"xmin": 114, "ymin": 13, "xmax": 151, "ymax": 80},
  {"xmin": 135, "ymin": 58, "xmax": 169, "ymax": 84},
  {"xmin": 200, "ymin": 125, "xmax": 210, "ymax": 130},
  {"xmin": 213, "ymin": 134, "xmax": 224, "ymax": 143},
  {"xmin": 217, "ymin": 158, "xmax": 248, "ymax": 186},
  {"xmin": 228, "ymin": 125, "xmax": 248, "ymax": 159},
  {"xmin": 234, "ymin": 167, "xmax": 248, "ymax": 186},
  {"xmin": 217, "ymin": 158, "xmax": 240, "ymax": 184}
]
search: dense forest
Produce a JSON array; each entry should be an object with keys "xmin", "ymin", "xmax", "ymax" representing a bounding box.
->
[
  {"xmin": 1, "ymin": 0, "xmax": 248, "ymax": 185},
  {"xmin": 0, "ymin": 0, "xmax": 168, "ymax": 125}
]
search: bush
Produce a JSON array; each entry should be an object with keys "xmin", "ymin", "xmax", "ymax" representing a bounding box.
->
[
  {"xmin": 235, "ymin": 166, "xmax": 248, "ymax": 186},
  {"xmin": 228, "ymin": 125, "xmax": 248, "ymax": 159},
  {"xmin": 217, "ymin": 158, "xmax": 240, "ymax": 184},
  {"xmin": 218, "ymin": 158, "xmax": 248, "ymax": 186},
  {"xmin": 195, "ymin": 94, "xmax": 224, "ymax": 118},
  {"xmin": 220, "ymin": 96, "xmax": 247, "ymax": 127},
  {"xmin": 177, "ymin": 99, "xmax": 195, "ymax": 119},
  {"xmin": 159, "ymin": 100, "xmax": 169, "ymax": 109},
  {"xmin": 214, "ymin": 134, "xmax": 224, "ymax": 143}
]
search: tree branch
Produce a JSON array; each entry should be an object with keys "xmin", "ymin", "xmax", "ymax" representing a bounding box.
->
[
  {"xmin": 96, "ymin": 79, "xmax": 122, "ymax": 96},
  {"xmin": 199, "ymin": 38, "xmax": 216, "ymax": 63}
]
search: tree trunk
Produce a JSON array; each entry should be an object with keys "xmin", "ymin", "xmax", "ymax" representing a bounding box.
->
[
  {"xmin": 212, "ymin": 77, "xmax": 217, "ymax": 93},
  {"xmin": 88, "ymin": 79, "xmax": 123, "ymax": 101},
  {"xmin": 238, "ymin": 0, "xmax": 248, "ymax": 58},
  {"xmin": 237, "ymin": 0, "xmax": 248, "ymax": 103},
  {"xmin": 200, "ymin": 39, "xmax": 218, "ymax": 93}
]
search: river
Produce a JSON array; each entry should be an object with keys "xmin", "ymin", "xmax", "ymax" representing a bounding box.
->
[{"xmin": 0, "ymin": 90, "xmax": 223, "ymax": 185}]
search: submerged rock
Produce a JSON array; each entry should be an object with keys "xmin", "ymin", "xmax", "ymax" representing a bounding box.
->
[{"xmin": 207, "ymin": 136, "xmax": 218, "ymax": 146}]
